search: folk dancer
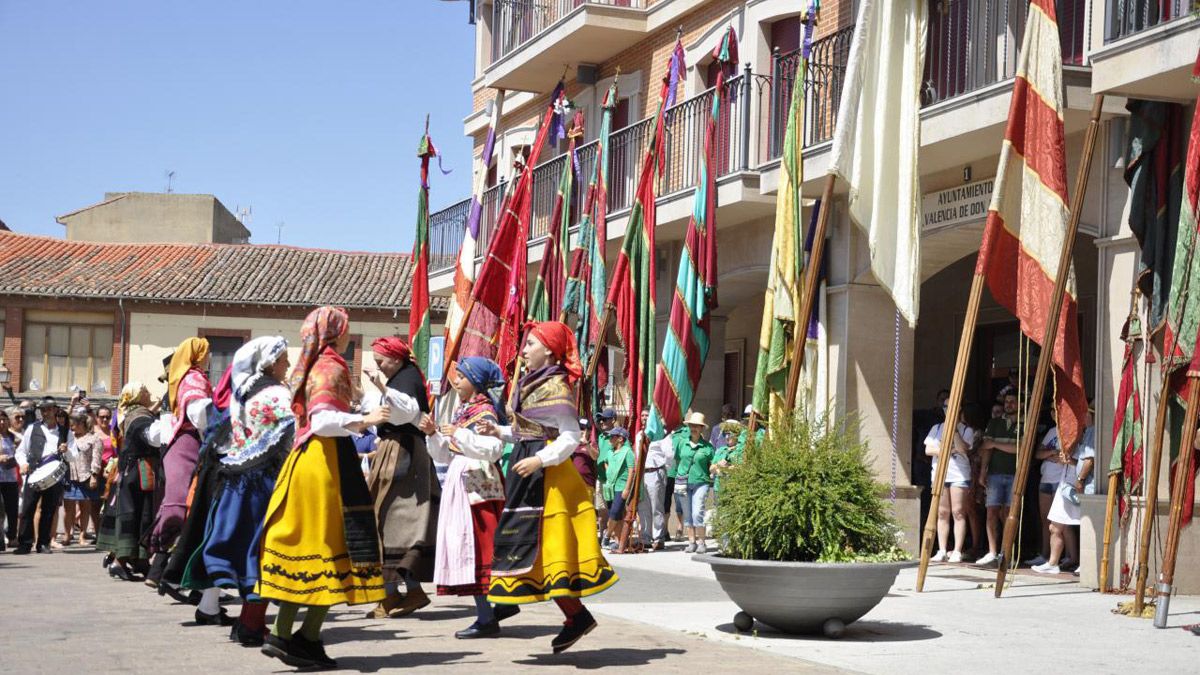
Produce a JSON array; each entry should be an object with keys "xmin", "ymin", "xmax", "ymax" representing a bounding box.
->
[
  {"xmin": 194, "ymin": 336, "xmax": 295, "ymax": 646},
  {"xmin": 257, "ymin": 306, "xmax": 389, "ymax": 669},
  {"xmin": 14, "ymin": 397, "xmax": 73, "ymax": 554},
  {"xmin": 477, "ymin": 321, "xmax": 618, "ymax": 653},
  {"xmin": 422, "ymin": 357, "xmax": 509, "ymax": 638},
  {"xmin": 97, "ymin": 383, "xmax": 167, "ymax": 579},
  {"xmin": 146, "ymin": 337, "xmax": 213, "ymax": 588},
  {"xmin": 362, "ymin": 336, "xmax": 434, "ymax": 619}
]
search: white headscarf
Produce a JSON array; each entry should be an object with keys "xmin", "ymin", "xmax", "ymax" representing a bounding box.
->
[{"xmin": 230, "ymin": 336, "xmax": 288, "ymax": 424}]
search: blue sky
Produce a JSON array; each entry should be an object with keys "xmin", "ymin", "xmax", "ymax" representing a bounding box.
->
[{"xmin": 0, "ymin": 1, "xmax": 476, "ymax": 252}]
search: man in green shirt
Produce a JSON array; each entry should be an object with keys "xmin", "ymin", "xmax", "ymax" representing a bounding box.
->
[
  {"xmin": 601, "ymin": 427, "xmax": 636, "ymax": 551},
  {"xmin": 977, "ymin": 392, "xmax": 1020, "ymax": 567},
  {"xmin": 593, "ymin": 408, "xmax": 617, "ymax": 546}
]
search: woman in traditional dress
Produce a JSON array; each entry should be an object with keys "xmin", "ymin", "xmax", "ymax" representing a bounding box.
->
[
  {"xmin": 257, "ymin": 306, "xmax": 388, "ymax": 669},
  {"xmin": 162, "ymin": 367, "xmax": 234, "ymax": 619},
  {"xmin": 97, "ymin": 382, "xmax": 166, "ymax": 581},
  {"xmin": 421, "ymin": 356, "xmax": 508, "ymax": 639},
  {"xmin": 362, "ymin": 336, "xmax": 434, "ymax": 619},
  {"xmin": 190, "ymin": 336, "xmax": 295, "ymax": 646},
  {"xmin": 146, "ymin": 337, "xmax": 213, "ymax": 587},
  {"xmin": 477, "ymin": 321, "xmax": 618, "ymax": 653}
]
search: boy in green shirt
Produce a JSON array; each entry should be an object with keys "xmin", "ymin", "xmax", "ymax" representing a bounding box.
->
[
  {"xmin": 977, "ymin": 393, "xmax": 1020, "ymax": 567},
  {"xmin": 601, "ymin": 427, "xmax": 636, "ymax": 551},
  {"xmin": 593, "ymin": 409, "xmax": 617, "ymax": 546}
]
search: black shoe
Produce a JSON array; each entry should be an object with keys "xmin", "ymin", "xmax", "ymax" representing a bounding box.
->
[
  {"xmin": 160, "ymin": 583, "xmax": 193, "ymax": 604},
  {"xmin": 186, "ymin": 590, "xmax": 203, "ymax": 606},
  {"xmin": 195, "ymin": 607, "xmax": 235, "ymax": 626},
  {"xmin": 551, "ymin": 609, "xmax": 597, "ymax": 654},
  {"xmin": 261, "ymin": 634, "xmax": 316, "ymax": 669},
  {"xmin": 455, "ymin": 621, "xmax": 500, "ymax": 639},
  {"xmin": 494, "ymin": 604, "xmax": 521, "ymax": 623},
  {"xmin": 36, "ymin": 545, "xmax": 51, "ymax": 554},
  {"xmin": 12, "ymin": 547, "xmax": 30, "ymax": 555},
  {"xmin": 230, "ymin": 619, "xmax": 265, "ymax": 646},
  {"xmin": 102, "ymin": 552, "xmax": 115, "ymax": 568},
  {"xmin": 290, "ymin": 635, "xmax": 337, "ymax": 669},
  {"xmin": 109, "ymin": 564, "xmax": 136, "ymax": 582}
]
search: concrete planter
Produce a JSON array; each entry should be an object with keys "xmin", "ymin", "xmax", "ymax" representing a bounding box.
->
[{"xmin": 694, "ymin": 554, "xmax": 915, "ymax": 637}]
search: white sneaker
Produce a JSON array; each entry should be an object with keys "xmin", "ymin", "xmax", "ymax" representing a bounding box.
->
[
  {"xmin": 930, "ymin": 550, "xmax": 947, "ymax": 563},
  {"xmin": 948, "ymin": 551, "xmax": 963, "ymax": 563},
  {"xmin": 684, "ymin": 542, "xmax": 697, "ymax": 553},
  {"xmin": 1023, "ymin": 555, "xmax": 1047, "ymax": 567},
  {"xmin": 696, "ymin": 541, "xmax": 708, "ymax": 554},
  {"xmin": 1033, "ymin": 562, "xmax": 1060, "ymax": 574},
  {"xmin": 976, "ymin": 552, "xmax": 998, "ymax": 567}
]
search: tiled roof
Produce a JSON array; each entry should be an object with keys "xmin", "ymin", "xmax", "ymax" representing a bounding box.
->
[{"xmin": 0, "ymin": 231, "xmax": 445, "ymax": 312}]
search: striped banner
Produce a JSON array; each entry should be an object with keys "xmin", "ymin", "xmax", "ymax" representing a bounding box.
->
[
  {"xmin": 1109, "ymin": 328, "xmax": 1144, "ymax": 518},
  {"xmin": 528, "ymin": 111, "xmax": 581, "ymax": 322},
  {"xmin": 975, "ymin": 0, "xmax": 1087, "ymax": 451},
  {"xmin": 646, "ymin": 27, "xmax": 736, "ymax": 439},
  {"xmin": 410, "ymin": 123, "xmax": 437, "ymax": 374}
]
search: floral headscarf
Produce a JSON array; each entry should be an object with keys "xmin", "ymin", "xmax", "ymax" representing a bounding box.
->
[
  {"xmin": 289, "ymin": 306, "xmax": 350, "ymax": 431},
  {"xmin": 229, "ymin": 336, "xmax": 288, "ymax": 424}
]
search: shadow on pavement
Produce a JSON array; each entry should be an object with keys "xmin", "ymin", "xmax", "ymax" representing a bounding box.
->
[
  {"xmin": 716, "ymin": 620, "xmax": 942, "ymax": 642},
  {"xmin": 497, "ymin": 623, "xmax": 561, "ymax": 640},
  {"xmin": 321, "ymin": 624, "xmax": 413, "ymax": 644},
  {"xmin": 514, "ymin": 647, "xmax": 686, "ymax": 668},
  {"xmin": 409, "ymin": 606, "xmax": 478, "ymax": 621},
  {"xmin": 333, "ymin": 650, "xmax": 483, "ymax": 672}
]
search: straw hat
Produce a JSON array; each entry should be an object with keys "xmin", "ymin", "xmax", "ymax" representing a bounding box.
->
[{"xmin": 684, "ymin": 411, "xmax": 708, "ymax": 430}]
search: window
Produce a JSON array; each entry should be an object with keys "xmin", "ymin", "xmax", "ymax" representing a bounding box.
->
[
  {"xmin": 206, "ymin": 336, "xmax": 245, "ymax": 383},
  {"xmin": 23, "ymin": 322, "xmax": 112, "ymax": 394}
]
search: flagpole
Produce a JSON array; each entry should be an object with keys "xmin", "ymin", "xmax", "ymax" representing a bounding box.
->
[
  {"xmin": 784, "ymin": 173, "xmax": 836, "ymax": 411},
  {"xmin": 585, "ymin": 305, "xmax": 615, "ymax": 381},
  {"xmin": 915, "ymin": 272, "xmax": 987, "ymax": 592},
  {"xmin": 1154, "ymin": 377, "xmax": 1200, "ymax": 626},
  {"xmin": 993, "ymin": 94, "xmax": 1105, "ymax": 597},
  {"xmin": 1099, "ymin": 471, "xmax": 1120, "ymax": 593},
  {"xmin": 1134, "ymin": 373, "xmax": 1173, "ymax": 612},
  {"xmin": 616, "ymin": 430, "xmax": 651, "ymax": 553}
]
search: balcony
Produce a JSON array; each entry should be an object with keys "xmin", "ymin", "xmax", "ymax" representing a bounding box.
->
[
  {"xmin": 433, "ymin": 0, "xmax": 1101, "ymax": 279},
  {"xmin": 1091, "ymin": 0, "xmax": 1199, "ymax": 100},
  {"xmin": 482, "ymin": 0, "xmax": 646, "ymax": 92}
]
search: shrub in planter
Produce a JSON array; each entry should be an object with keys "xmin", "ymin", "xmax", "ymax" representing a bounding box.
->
[{"xmin": 713, "ymin": 412, "xmax": 907, "ymax": 563}]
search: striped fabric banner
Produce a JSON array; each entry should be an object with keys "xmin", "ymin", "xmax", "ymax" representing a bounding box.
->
[
  {"xmin": 975, "ymin": 0, "xmax": 1087, "ymax": 451},
  {"xmin": 606, "ymin": 39, "xmax": 684, "ymax": 439},
  {"xmin": 646, "ymin": 27, "xmax": 736, "ymax": 440},
  {"xmin": 564, "ymin": 81, "xmax": 617, "ymax": 413},
  {"xmin": 528, "ymin": 111, "xmax": 581, "ymax": 322},
  {"xmin": 1109, "ymin": 328, "xmax": 1144, "ymax": 518},
  {"xmin": 445, "ymin": 90, "xmax": 505, "ymax": 380},
  {"xmin": 410, "ymin": 123, "xmax": 436, "ymax": 374}
]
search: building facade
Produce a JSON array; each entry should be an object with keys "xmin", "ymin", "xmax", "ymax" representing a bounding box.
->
[
  {"xmin": 58, "ymin": 192, "xmax": 251, "ymax": 245},
  {"xmin": 427, "ymin": 1, "xmax": 1200, "ymax": 588},
  {"xmin": 0, "ymin": 230, "xmax": 440, "ymax": 404}
]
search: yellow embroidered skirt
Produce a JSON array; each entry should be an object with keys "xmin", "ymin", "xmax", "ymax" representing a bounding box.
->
[
  {"xmin": 256, "ymin": 435, "xmax": 385, "ymax": 607},
  {"xmin": 487, "ymin": 460, "xmax": 618, "ymax": 604}
]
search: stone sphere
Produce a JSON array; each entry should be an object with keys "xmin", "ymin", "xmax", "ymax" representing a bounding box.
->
[
  {"xmin": 733, "ymin": 611, "xmax": 754, "ymax": 632},
  {"xmin": 822, "ymin": 618, "xmax": 846, "ymax": 639}
]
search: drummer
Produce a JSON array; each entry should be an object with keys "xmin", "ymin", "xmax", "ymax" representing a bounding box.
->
[{"xmin": 15, "ymin": 396, "xmax": 74, "ymax": 554}]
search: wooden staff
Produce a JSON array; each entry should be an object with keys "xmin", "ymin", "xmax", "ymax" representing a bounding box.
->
[
  {"xmin": 1153, "ymin": 377, "xmax": 1200, "ymax": 627},
  {"xmin": 915, "ymin": 273, "xmax": 986, "ymax": 591},
  {"xmin": 784, "ymin": 174, "xmax": 837, "ymax": 411},
  {"xmin": 1134, "ymin": 374, "xmax": 1173, "ymax": 612},
  {"xmin": 1099, "ymin": 471, "xmax": 1120, "ymax": 594},
  {"xmin": 994, "ymin": 94, "xmax": 1105, "ymax": 596},
  {"xmin": 584, "ymin": 304, "xmax": 615, "ymax": 381},
  {"xmin": 616, "ymin": 430, "xmax": 651, "ymax": 553}
]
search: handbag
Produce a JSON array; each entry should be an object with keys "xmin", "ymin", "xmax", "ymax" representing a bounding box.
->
[{"xmin": 137, "ymin": 458, "xmax": 156, "ymax": 491}]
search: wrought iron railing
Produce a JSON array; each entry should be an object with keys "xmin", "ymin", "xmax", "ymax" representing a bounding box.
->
[
  {"xmin": 491, "ymin": 0, "xmax": 644, "ymax": 64},
  {"xmin": 1106, "ymin": 0, "xmax": 1194, "ymax": 42},
  {"xmin": 766, "ymin": 26, "xmax": 853, "ymax": 159}
]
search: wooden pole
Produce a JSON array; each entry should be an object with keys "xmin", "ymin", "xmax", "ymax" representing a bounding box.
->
[
  {"xmin": 585, "ymin": 305, "xmax": 615, "ymax": 381},
  {"xmin": 1098, "ymin": 471, "xmax": 1121, "ymax": 594},
  {"xmin": 616, "ymin": 431, "xmax": 651, "ymax": 553},
  {"xmin": 915, "ymin": 273, "xmax": 986, "ymax": 592},
  {"xmin": 994, "ymin": 94, "xmax": 1104, "ymax": 596},
  {"xmin": 784, "ymin": 174, "xmax": 837, "ymax": 411},
  {"xmin": 1134, "ymin": 375, "xmax": 1174, "ymax": 612},
  {"xmin": 1153, "ymin": 377, "xmax": 1200, "ymax": 627}
]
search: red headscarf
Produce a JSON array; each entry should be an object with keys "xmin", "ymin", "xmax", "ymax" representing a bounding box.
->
[
  {"xmin": 212, "ymin": 366, "xmax": 233, "ymax": 411},
  {"xmin": 371, "ymin": 336, "xmax": 411, "ymax": 362},
  {"xmin": 528, "ymin": 321, "xmax": 582, "ymax": 384},
  {"xmin": 289, "ymin": 306, "xmax": 350, "ymax": 422}
]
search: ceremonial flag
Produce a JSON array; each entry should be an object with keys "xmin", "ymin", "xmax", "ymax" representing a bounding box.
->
[
  {"xmin": 1124, "ymin": 99, "xmax": 1184, "ymax": 335},
  {"xmin": 445, "ymin": 90, "xmax": 506, "ymax": 378},
  {"xmin": 565, "ymin": 81, "xmax": 618, "ymax": 411},
  {"xmin": 1162, "ymin": 98, "xmax": 1200, "ymax": 525},
  {"xmin": 409, "ymin": 120, "xmax": 437, "ymax": 374},
  {"xmin": 751, "ymin": 13, "xmax": 813, "ymax": 424},
  {"xmin": 976, "ymin": 0, "xmax": 1087, "ymax": 451},
  {"xmin": 607, "ymin": 39, "xmax": 684, "ymax": 439},
  {"xmin": 828, "ymin": 0, "xmax": 926, "ymax": 327},
  {"xmin": 458, "ymin": 88, "xmax": 562, "ymax": 375},
  {"xmin": 529, "ymin": 111, "xmax": 582, "ymax": 322},
  {"xmin": 1109, "ymin": 319, "xmax": 1144, "ymax": 518},
  {"xmin": 646, "ymin": 28, "xmax": 736, "ymax": 440}
]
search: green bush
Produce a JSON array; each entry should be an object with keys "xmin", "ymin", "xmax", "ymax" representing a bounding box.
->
[{"xmin": 713, "ymin": 412, "xmax": 908, "ymax": 563}]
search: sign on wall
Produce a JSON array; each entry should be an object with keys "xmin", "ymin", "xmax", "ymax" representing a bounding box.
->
[
  {"xmin": 922, "ymin": 178, "xmax": 994, "ymax": 232},
  {"xmin": 427, "ymin": 335, "xmax": 445, "ymax": 389}
]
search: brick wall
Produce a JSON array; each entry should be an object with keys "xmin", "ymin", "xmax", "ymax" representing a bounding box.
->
[{"xmin": 3, "ymin": 307, "xmax": 22, "ymax": 394}]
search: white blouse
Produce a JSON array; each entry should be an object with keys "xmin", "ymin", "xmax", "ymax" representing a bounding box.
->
[{"xmin": 495, "ymin": 409, "xmax": 581, "ymax": 468}]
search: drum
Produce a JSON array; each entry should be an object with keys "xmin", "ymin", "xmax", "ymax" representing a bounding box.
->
[{"xmin": 29, "ymin": 459, "xmax": 67, "ymax": 492}]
